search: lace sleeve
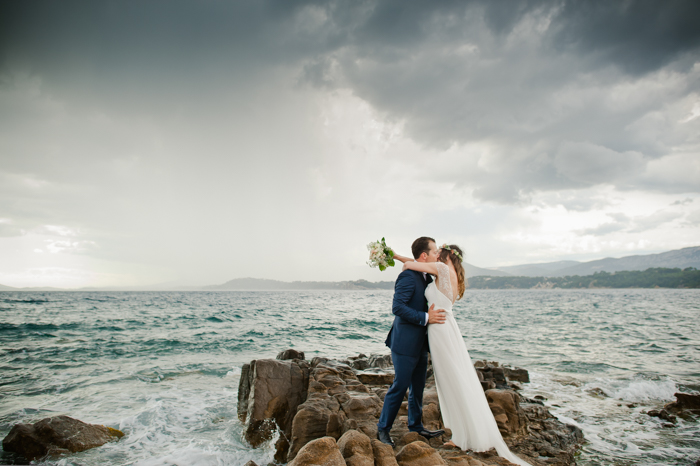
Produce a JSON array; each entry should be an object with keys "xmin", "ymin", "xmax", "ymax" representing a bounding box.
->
[{"xmin": 435, "ymin": 262, "xmax": 453, "ymax": 302}]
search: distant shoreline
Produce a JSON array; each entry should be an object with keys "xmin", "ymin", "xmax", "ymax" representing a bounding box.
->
[{"xmin": 1, "ymin": 267, "xmax": 699, "ymax": 291}]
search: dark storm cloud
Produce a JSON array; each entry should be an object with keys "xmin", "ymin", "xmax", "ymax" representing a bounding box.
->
[
  {"xmin": 295, "ymin": 0, "xmax": 700, "ymax": 202},
  {"xmin": 2, "ymin": 0, "xmax": 699, "ymax": 207},
  {"xmin": 551, "ymin": 0, "xmax": 700, "ymax": 75}
]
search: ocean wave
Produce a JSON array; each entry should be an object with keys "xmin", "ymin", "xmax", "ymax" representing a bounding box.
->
[{"xmin": 585, "ymin": 377, "xmax": 678, "ymax": 402}]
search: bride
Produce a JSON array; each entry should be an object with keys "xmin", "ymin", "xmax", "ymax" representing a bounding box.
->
[{"xmin": 393, "ymin": 244, "xmax": 532, "ymax": 466}]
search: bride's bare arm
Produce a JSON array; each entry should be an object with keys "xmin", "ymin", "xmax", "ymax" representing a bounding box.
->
[
  {"xmin": 392, "ymin": 253, "xmax": 414, "ymax": 264},
  {"xmin": 402, "ymin": 261, "xmax": 439, "ymax": 275}
]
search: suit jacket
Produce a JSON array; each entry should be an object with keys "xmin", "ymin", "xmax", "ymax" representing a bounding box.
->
[{"xmin": 384, "ymin": 270, "xmax": 432, "ymax": 357}]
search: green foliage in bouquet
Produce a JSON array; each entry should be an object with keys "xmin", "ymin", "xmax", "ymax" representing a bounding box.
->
[{"xmin": 367, "ymin": 237, "xmax": 395, "ymax": 271}]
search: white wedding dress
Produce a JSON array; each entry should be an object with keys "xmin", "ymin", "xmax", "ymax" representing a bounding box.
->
[{"xmin": 426, "ymin": 262, "xmax": 531, "ymax": 466}]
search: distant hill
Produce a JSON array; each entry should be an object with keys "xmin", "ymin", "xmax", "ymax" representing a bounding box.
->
[
  {"xmin": 205, "ymin": 266, "xmax": 509, "ymax": 290},
  {"xmin": 483, "ymin": 246, "xmax": 700, "ymax": 278},
  {"xmin": 204, "ymin": 277, "xmax": 394, "ymax": 291},
  {"xmin": 0, "ymin": 284, "xmax": 63, "ymax": 291},
  {"xmin": 468, "ymin": 267, "xmax": 700, "ymax": 289},
  {"xmin": 549, "ymin": 246, "xmax": 700, "ymax": 277},
  {"xmin": 463, "ymin": 263, "xmax": 511, "ymax": 278}
]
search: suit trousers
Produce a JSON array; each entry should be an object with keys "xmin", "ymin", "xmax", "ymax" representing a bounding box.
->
[{"xmin": 377, "ymin": 350, "xmax": 429, "ymax": 432}]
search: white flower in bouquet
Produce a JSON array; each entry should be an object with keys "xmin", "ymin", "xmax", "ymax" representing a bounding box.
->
[{"xmin": 367, "ymin": 237, "xmax": 395, "ymax": 271}]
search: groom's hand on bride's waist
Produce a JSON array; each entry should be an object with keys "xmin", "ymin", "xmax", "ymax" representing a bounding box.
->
[{"xmin": 427, "ymin": 304, "xmax": 446, "ymax": 324}]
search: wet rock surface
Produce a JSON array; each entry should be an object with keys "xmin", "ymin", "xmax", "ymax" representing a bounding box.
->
[
  {"xmin": 237, "ymin": 357, "xmax": 310, "ymax": 461},
  {"xmin": 664, "ymin": 392, "xmax": 700, "ymax": 414},
  {"xmin": 238, "ymin": 350, "xmax": 584, "ymax": 465},
  {"xmin": 2, "ymin": 415, "xmax": 124, "ymax": 461}
]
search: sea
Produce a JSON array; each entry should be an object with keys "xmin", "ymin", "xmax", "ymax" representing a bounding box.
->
[{"xmin": 0, "ymin": 289, "xmax": 698, "ymax": 466}]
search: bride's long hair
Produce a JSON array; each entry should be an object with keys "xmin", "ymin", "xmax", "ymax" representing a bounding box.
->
[{"xmin": 439, "ymin": 244, "xmax": 467, "ymax": 300}]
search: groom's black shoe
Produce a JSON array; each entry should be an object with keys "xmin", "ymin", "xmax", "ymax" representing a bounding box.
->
[
  {"xmin": 377, "ymin": 430, "xmax": 395, "ymax": 447},
  {"xmin": 414, "ymin": 428, "xmax": 445, "ymax": 439}
]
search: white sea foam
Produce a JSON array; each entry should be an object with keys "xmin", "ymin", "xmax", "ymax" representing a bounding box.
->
[
  {"xmin": 586, "ymin": 377, "xmax": 678, "ymax": 402},
  {"xmin": 225, "ymin": 366, "xmax": 242, "ymax": 377}
]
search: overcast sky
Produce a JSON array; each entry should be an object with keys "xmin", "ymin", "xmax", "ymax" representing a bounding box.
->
[{"xmin": 1, "ymin": 0, "xmax": 699, "ymax": 288}]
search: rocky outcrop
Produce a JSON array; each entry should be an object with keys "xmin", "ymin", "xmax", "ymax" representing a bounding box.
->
[
  {"xmin": 474, "ymin": 361, "xmax": 526, "ymax": 390},
  {"xmin": 238, "ymin": 350, "xmax": 583, "ymax": 466},
  {"xmin": 237, "ymin": 356, "xmax": 310, "ymax": 461},
  {"xmin": 664, "ymin": 392, "xmax": 700, "ymax": 414},
  {"xmin": 278, "ymin": 349, "xmax": 305, "ymax": 360},
  {"xmin": 2, "ymin": 415, "xmax": 124, "ymax": 461},
  {"xmin": 507, "ymin": 400, "xmax": 583, "ymax": 464},
  {"xmin": 287, "ymin": 360, "xmax": 383, "ymax": 462},
  {"xmin": 647, "ymin": 391, "xmax": 700, "ymax": 425},
  {"xmin": 485, "ymin": 390, "xmax": 528, "ymax": 437}
]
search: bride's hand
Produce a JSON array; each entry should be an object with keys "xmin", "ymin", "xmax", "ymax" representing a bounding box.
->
[{"xmin": 402, "ymin": 262, "xmax": 409, "ymax": 271}]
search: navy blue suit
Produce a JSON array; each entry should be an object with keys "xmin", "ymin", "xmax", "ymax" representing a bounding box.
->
[{"xmin": 377, "ymin": 269, "xmax": 432, "ymax": 433}]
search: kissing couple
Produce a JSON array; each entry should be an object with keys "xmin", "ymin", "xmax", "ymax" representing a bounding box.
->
[{"xmin": 377, "ymin": 236, "xmax": 531, "ymax": 466}]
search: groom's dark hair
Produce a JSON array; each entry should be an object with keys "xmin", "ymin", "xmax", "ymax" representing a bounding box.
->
[{"xmin": 411, "ymin": 236, "xmax": 435, "ymax": 259}]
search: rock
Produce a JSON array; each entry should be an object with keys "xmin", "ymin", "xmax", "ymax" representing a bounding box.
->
[
  {"xmin": 337, "ymin": 429, "xmax": 373, "ymax": 466},
  {"xmin": 287, "ymin": 362, "xmax": 384, "ymax": 462},
  {"xmin": 675, "ymin": 392, "xmax": 700, "ymax": 409},
  {"xmin": 311, "ymin": 356, "xmax": 330, "ymax": 366},
  {"xmin": 396, "ymin": 431, "xmax": 429, "ymax": 449},
  {"xmin": 438, "ymin": 450, "xmax": 488, "ymax": 466},
  {"xmin": 277, "ymin": 349, "xmax": 305, "ymax": 360},
  {"xmin": 504, "ymin": 367, "xmax": 529, "ymax": 383},
  {"xmin": 474, "ymin": 360, "xmax": 499, "ymax": 368},
  {"xmin": 491, "ymin": 368, "xmax": 507, "ymax": 387},
  {"xmin": 514, "ymin": 401, "xmax": 583, "ymax": 465},
  {"xmin": 239, "ymin": 358, "xmax": 309, "ymax": 462},
  {"xmin": 374, "ymin": 387, "xmax": 389, "ymax": 402},
  {"xmin": 238, "ymin": 363, "xmax": 253, "ymax": 421},
  {"xmin": 372, "ymin": 439, "xmax": 399, "ymax": 466},
  {"xmin": 2, "ymin": 415, "xmax": 123, "ymax": 461},
  {"xmin": 481, "ymin": 380, "xmax": 496, "ymax": 391},
  {"xmin": 351, "ymin": 358, "xmax": 371, "ymax": 370},
  {"xmin": 244, "ymin": 461, "xmax": 258, "ymax": 466},
  {"xmin": 356, "ymin": 371, "xmax": 395, "ymax": 386},
  {"xmin": 287, "ymin": 363, "xmax": 366, "ymax": 461},
  {"xmin": 288, "ymin": 392, "xmax": 345, "ymax": 461},
  {"xmin": 287, "ymin": 436, "xmax": 346, "ymax": 466},
  {"xmin": 421, "ymin": 403, "xmax": 442, "ymax": 426},
  {"xmin": 647, "ymin": 409, "xmax": 677, "ymax": 423},
  {"xmin": 368, "ymin": 354, "xmax": 393, "ymax": 369},
  {"xmin": 485, "ymin": 390, "xmax": 527, "ymax": 437},
  {"xmin": 337, "ymin": 392, "xmax": 383, "ymax": 439},
  {"xmin": 396, "ymin": 440, "xmax": 447, "ymax": 466},
  {"xmin": 664, "ymin": 392, "xmax": 700, "ymax": 415},
  {"xmin": 508, "ymin": 382, "xmax": 523, "ymax": 391},
  {"xmin": 476, "ymin": 362, "xmax": 525, "ymax": 391}
]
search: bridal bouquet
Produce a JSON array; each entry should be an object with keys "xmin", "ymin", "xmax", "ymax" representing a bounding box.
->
[{"xmin": 367, "ymin": 237, "xmax": 395, "ymax": 271}]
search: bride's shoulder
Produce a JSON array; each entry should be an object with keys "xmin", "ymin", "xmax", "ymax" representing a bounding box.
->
[{"xmin": 435, "ymin": 262, "xmax": 449, "ymax": 272}]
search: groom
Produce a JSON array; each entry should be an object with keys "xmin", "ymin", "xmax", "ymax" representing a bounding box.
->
[{"xmin": 377, "ymin": 236, "xmax": 446, "ymax": 447}]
